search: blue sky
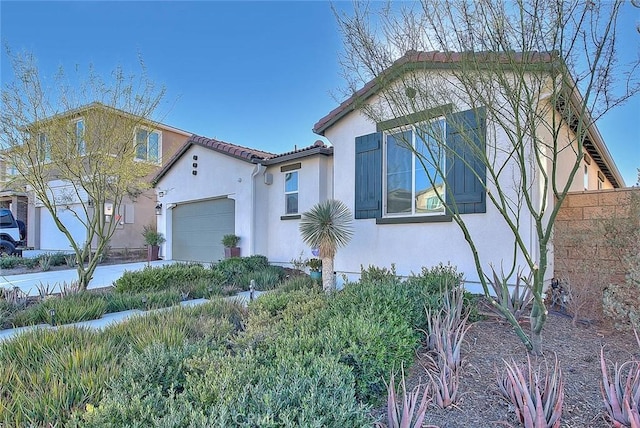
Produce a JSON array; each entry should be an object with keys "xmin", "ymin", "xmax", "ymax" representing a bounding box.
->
[{"xmin": 1, "ymin": 1, "xmax": 638, "ymax": 185}]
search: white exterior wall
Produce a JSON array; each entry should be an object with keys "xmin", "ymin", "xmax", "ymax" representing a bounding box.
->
[
  {"xmin": 155, "ymin": 145, "xmax": 256, "ymax": 260},
  {"xmin": 324, "ymin": 108, "xmax": 538, "ymax": 292},
  {"xmin": 258, "ymin": 155, "xmax": 334, "ymax": 265}
]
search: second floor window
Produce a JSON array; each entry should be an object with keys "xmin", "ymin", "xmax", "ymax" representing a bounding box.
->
[
  {"xmin": 135, "ymin": 129, "xmax": 160, "ymax": 163},
  {"xmin": 38, "ymin": 133, "xmax": 51, "ymax": 162},
  {"xmin": 75, "ymin": 119, "xmax": 86, "ymax": 155}
]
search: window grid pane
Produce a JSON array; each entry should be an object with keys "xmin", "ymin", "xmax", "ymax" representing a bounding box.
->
[
  {"xmin": 148, "ymin": 132, "xmax": 159, "ymax": 162},
  {"xmin": 385, "ymin": 120, "xmax": 445, "ymax": 216},
  {"xmin": 76, "ymin": 120, "xmax": 86, "ymax": 154},
  {"xmin": 136, "ymin": 130, "xmax": 148, "ymax": 160},
  {"xmin": 284, "ymin": 171, "xmax": 299, "ymax": 214}
]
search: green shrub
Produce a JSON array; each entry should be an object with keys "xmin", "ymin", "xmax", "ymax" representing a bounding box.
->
[
  {"xmin": 214, "ymin": 257, "xmax": 251, "ymax": 287},
  {"xmin": 114, "ymin": 263, "xmax": 217, "ymax": 294},
  {"xmin": 0, "ymin": 300, "xmax": 19, "ymax": 329},
  {"xmin": 213, "ymin": 255, "xmax": 273, "ymax": 289},
  {"xmin": 360, "ymin": 263, "xmax": 402, "ymax": 285},
  {"xmin": 22, "ymin": 257, "xmax": 39, "ymax": 269},
  {"xmin": 176, "ymin": 273, "xmax": 225, "ymax": 299},
  {"xmin": 244, "ymin": 254, "xmax": 270, "ymax": 271},
  {"xmin": 247, "ymin": 281, "xmax": 422, "ymax": 403},
  {"xmin": 278, "ymin": 274, "xmax": 316, "ymax": 292},
  {"xmin": 238, "ymin": 265, "xmax": 285, "ymax": 291},
  {"xmin": 74, "ymin": 343, "xmax": 202, "ymax": 427},
  {"xmin": 47, "ymin": 252, "xmax": 68, "ymax": 266},
  {"xmin": 405, "ymin": 262, "xmax": 463, "ymax": 294},
  {"xmin": 0, "ymin": 255, "xmax": 21, "ymax": 269}
]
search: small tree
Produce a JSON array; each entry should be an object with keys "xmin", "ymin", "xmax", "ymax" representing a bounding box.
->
[
  {"xmin": 335, "ymin": 0, "xmax": 639, "ymax": 354},
  {"xmin": 0, "ymin": 50, "xmax": 165, "ymax": 290},
  {"xmin": 299, "ymin": 199, "xmax": 354, "ymax": 292}
]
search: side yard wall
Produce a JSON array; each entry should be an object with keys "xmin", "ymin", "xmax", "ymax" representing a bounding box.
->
[{"xmin": 554, "ymin": 188, "xmax": 640, "ymax": 317}]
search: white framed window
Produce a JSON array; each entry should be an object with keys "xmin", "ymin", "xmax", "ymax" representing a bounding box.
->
[
  {"xmin": 5, "ymin": 163, "xmax": 17, "ymax": 177},
  {"xmin": 285, "ymin": 171, "xmax": 298, "ymax": 214},
  {"xmin": 38, "ymin": 133, "xmax": 51, "ymax": 162},
  {"xmin": 384, "ymin": 119, "xmax": 446, "ymax": 216},
  {"xmin": 135, "ymin": 128, "xmax": 161, "ymax": 163},
  {"xmin": 584, "ymin": 165, "xmax": 589, "ymax": 190},
  {"xmin": 74, "ymin": 118, "xmax": 86, "ymax": 155}
]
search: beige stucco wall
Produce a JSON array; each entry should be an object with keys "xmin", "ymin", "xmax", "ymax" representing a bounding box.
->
[{"xmin": 554, "ymin": 188, "xmax": 639, "ymax": 287}]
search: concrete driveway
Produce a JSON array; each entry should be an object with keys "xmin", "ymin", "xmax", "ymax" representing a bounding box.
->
[{"xmin": 1, "ymin": 260, "xmax": 175, "ymax": 296}]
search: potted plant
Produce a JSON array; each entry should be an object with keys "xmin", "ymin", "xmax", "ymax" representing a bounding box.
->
[
  {"xmin": 142, "ymin": 225, "xmax": 166, "ymax": 262},
  {"xmin": 306, "ymin": 258, "xmax": 322, "ymax": 281},
  {"xmin": 222, "ymin": 234, "xmax": 241, "ymax": 258}
]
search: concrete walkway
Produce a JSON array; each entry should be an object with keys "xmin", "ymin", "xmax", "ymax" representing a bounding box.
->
[
  {"xmin": 1, "ymin": 260, "xmax": 176, "ymax": 296},
  {"xmin": 0, "ymin": 290, "xmax": 264, "ymax": 342},
  {"xmin": 0, "ymin": 259, "xmax": 266, "ymax": 343}
]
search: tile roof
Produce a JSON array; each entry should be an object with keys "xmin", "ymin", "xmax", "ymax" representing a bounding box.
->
[
  {"xmin": 312, "ymin": 50, "xmax": 557, "ymax": 135},
  {"xmin": 152, "ymin": 136, "xmax": 333, "ymax": 185},
  {"xmin": 189, "ymin": 135, "xmax": 275, "ymax": 162},
  {"xmin": 265, "ymin": 140, "xmax": 332, "ymax": 164}
]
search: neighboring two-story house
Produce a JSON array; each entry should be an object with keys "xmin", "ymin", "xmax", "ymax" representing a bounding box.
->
[{"xmin": 3, "ymin": 103, "xmax": 191, "ymax": 254}]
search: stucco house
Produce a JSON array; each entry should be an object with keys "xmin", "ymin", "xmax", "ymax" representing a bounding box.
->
[
  {"xmin": 152, "ymin": 51, "xmax": 625, "ymax": 291},
  {"xmin": 312, "ymin": 51, "xmax": 625, "ymax": 290},
  {"xmin": 152, "ymin": 136, "xmax": 332, "ymax": 263},
  {"xmin": 2, "ymin": 103, "xmax": 192, "ymax": 254}
]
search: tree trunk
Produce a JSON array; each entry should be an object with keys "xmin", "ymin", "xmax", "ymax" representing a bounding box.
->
[
  {"xmin": 76, "ymin": 264, "xmax": 94, "ymax": 291},
  {"xmin": 322, "ymin": 257, "xmax": 335, "ymax": 293},
  {"xmin": 529, "ymin": 299, "xmax": 547, "ymax": 356}
]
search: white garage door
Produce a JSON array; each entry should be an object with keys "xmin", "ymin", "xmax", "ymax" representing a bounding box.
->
[
  {"xmin": 39, "ymin": 205, "xmax": 86, "ymax": 251},
  {"xmin": 172, "ymin": 198, "xmax": 235, "ymax": 262}
]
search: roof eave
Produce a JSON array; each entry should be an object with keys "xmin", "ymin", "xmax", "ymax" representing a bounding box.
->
[{"xmin": 260, "ymin": 147, "xmax": 333, "ymax": 166}]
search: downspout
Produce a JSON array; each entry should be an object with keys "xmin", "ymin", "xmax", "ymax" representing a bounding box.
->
[{"xmin": 250, "ymin": 163, "xmax": 266, "ymax": 256}]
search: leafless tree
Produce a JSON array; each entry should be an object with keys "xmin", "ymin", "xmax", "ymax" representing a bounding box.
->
[{"xmin": 335, "ymin": 0, "xmax": 639, "ymax": 354}]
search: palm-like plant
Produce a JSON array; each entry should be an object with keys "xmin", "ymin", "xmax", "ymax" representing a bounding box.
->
[{"xmin": 299, "ymin": 199, "xmax": 353, "ymax": 292}]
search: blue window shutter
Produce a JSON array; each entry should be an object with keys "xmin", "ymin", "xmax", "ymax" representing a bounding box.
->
[
  {"xmin": 445, "ymin": 108, "xmax": 486, "ymax": 214},
  {"xmin": 355, "ymin": 132, "xmax": 382, "ymax": 219}
]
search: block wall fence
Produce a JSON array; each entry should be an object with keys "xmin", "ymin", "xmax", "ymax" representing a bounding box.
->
[{"xmin": 554, "ymin": 187, "xmax": 640, "ymax": 291}]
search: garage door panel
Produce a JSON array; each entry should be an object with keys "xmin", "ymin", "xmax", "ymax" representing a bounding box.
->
[
  {"xmin": 39, "ymin": 205, "xmax": 86, "ymax": 251},
  {"xmin": 172, "ymin": 199, "xmax": 235, "ymax": 262}
]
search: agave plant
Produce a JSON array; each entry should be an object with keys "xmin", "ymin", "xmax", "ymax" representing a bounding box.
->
[
  {"xmin": 601, "ymin": 331, "xmax": 640, "ymax": 427},
  {"xmin": 497, "ymin": 354, "xmax": 564, "ymax": 428},
  {"xmin": 299, "ymin": 199, "xmax": 353, "ymax": 293},
  {"xmin": 377, "ymin": 368, "xmax": 437, "ymax": 428},
  {"xmin": 486, "ymin": 265, "xmax": 534, "ymax": 321}
]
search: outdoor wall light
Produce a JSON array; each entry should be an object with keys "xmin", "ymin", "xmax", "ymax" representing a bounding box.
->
[{"xmin": 155, "ymin": 203, "xmax": 162, "ymax": 215}]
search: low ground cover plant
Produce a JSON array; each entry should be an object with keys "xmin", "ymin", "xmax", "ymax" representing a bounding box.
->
[
  {"xmin": 1, "ymin": 257, "xmax": 283, "ymax": 329},
  {"xmin": 0, "ymin": 252, "xmax": 69, "ymax": 270},
  {"xmin": 0, "ymin": 300, "xmax": 245, "ymax": 426},
  {"xmin": 1, "ymin": 262, "xmax": 474, "ymax": 426}
]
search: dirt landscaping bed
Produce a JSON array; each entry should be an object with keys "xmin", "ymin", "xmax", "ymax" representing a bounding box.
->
[{"xmin": 374, "ymin": 311, "xmax": 638, "ymax": 427}]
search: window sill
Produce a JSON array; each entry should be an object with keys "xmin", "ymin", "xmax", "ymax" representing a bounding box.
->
[
  {"xmin": 280, "ymin": 214, "xmax": 301, "ymax": 221},
  {"xmin": 376, "ymin": 215, "xmax": 452, "ymax": 224}
]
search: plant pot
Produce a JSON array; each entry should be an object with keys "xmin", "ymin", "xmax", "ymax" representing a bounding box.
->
[
  {"xmin": 310, "ymin": 270, "xmax": 322, "ymax": 281},
  {"xmin": 147, "ymin": 245, "xmax": 160, "ymax": 261},
  {"xmin": 224, "ymin": 247, "xmax": 241, "ymax": 258}
]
